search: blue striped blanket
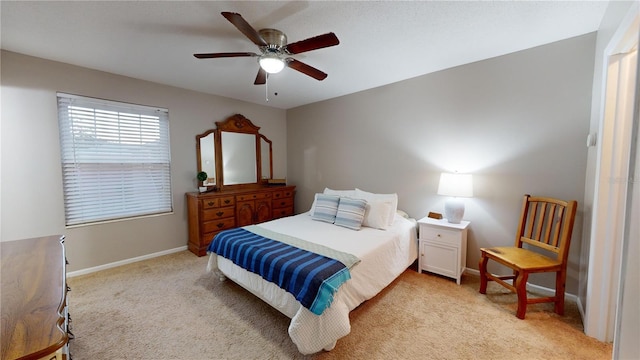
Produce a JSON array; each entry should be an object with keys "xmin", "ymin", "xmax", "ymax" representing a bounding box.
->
[{"xmin": 207, "ymin": 226, "xmax": 359, "ymax": 315}]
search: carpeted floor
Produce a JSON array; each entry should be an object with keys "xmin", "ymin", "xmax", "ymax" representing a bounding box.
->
[{"xmin": 67, "ymin": 251, "xmax": 612, "ymax": 359}]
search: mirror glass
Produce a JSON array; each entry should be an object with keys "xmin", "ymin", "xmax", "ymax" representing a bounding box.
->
[
  {"xmin": 221, "ymin": 132, "xmax": 257, "ymax": 185},
  {"xmin": 199, "ymin": 133, "xmax": 216, "ymax": 186},
  {"xmin": 261, "ymin": 137, "xmax": 271, "ymax": 180},
  {"xmin": 196, "ymin": 114, "xmax": 273, "ymax": 189}
]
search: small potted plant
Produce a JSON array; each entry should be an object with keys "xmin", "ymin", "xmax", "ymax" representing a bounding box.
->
[{"xmin": 197, "ymin": 171, "xmax": 208, "ymax": 192}]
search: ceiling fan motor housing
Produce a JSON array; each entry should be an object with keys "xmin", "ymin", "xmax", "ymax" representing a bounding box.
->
[{"xmin": 259, "ymin": 29, "xmax": 287, "ymax": 50}]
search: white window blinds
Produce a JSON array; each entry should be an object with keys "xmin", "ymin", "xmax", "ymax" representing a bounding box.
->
[{"xmin": 57, "ymin": 93, "xmax": 172, "ymax": 226}]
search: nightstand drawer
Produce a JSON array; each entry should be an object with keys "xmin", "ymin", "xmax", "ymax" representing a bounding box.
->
[{"xmin": 420, "ymin": 227, "xmax": 459, "ymax": 244}]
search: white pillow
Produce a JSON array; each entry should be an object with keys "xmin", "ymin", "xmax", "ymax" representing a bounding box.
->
[
  {"xmin": 362, "ymin": 199, "xmax": 393, "ymax": 230},
  {"xmin": 354, "ymin": 188, "xmax": 398, "ymax": 227},
  {"xmin": 323, "ymin": 187, "xmax": 356, "ymax": 197},
  {"xmin": 396, "ymin": 209, "xmax": 410, "ymax": 219}
]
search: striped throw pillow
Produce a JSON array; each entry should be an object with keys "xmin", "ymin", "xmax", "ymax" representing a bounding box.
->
[
  {"xmin": 334, "ymin": 197, "xmax": 367, "ymax": 230},
  {"xmin": 311, "ymin": 194, "xmax": 340, "ymax": 223}
]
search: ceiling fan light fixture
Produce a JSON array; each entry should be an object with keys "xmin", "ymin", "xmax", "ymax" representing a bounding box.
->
[{"xmin": 259, "ymin": 54, "xmax": 285, "ymax": 74}]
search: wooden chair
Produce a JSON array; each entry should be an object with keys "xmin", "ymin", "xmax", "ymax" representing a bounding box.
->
[{"xmin": 479, "ymin": 194, "xmax": 578, "ymax": 319}]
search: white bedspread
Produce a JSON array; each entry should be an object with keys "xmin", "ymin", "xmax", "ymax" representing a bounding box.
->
[{"xmin": 208, "ymin": 212, "xmax": 418, "ymax": 354}]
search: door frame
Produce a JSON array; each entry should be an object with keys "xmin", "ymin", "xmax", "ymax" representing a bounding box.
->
[{"xmin": 585, "ymin": 3, "xmax": 639, "ymax": 342}]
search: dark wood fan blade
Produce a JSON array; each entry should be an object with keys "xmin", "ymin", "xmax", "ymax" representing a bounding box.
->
[
  {"xmin": 286, "ymin": 32, "xmax": 339, "ymax": 54},
  {"xmin": 194, "ymin": 52, "xmax": 257, "ymax": 59},
  {"xmin": 254, "ymin": 68, "xmax": 266, "ymax": 85},
  {"xmin": 286, "ymin": 59, "xmax": 327, "ymax": 81},
  {"xmin": 221, "ymin": 12, "xmax": 267, "ymax": 47}
]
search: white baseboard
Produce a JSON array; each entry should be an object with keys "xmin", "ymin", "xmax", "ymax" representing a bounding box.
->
[
  {"xmin": 67, "ymin": 246, "xmax": 188, "ymax": 278},
  {"xmin": 463, "ymin": 268, "xmax": 578, "ymax": 303}
]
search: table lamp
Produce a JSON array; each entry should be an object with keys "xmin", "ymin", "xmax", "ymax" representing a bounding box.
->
[{"xmin": 437, "ymin": 172, "xmax": 473, "ymax": 224}]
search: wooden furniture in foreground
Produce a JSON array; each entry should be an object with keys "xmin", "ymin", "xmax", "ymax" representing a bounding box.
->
[
  {"xmin": 1, "ymin": 235, "xmax": 70, "ymax": 360},
  {"xmin": 186, "ymin": 186, "xmax": 295, "ymax": 256},
  {"xmin": 417, "ymin": 217, "xmax": 469, "ymax": 285},
  {"xmin": 479, "ymin": 194, "xmax": 578, "ymax": 319}
]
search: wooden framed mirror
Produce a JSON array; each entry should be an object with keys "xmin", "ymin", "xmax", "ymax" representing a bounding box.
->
[{"xmin": 196, "ymin": 114, "xmax": 273, "ymax": 190}]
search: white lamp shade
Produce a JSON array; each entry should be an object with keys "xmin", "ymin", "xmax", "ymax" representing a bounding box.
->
[
  {"xmin": 437, "ymin": 172, "xmax": 473, "ymax": 224},
  {"xmin": 437, "ymin": 173, "xmax": 473, "ymax": 197},
  {"xmin": 259, "ymin": 55, "xmax": 285, "ymax": 74}
]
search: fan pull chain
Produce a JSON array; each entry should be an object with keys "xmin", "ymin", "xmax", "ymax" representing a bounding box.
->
[{"xmin": 265, "ymin": 73, "xmax": 269, "ymax": 102}]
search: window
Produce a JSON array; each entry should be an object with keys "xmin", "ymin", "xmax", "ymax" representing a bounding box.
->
[{"xmin": 57, "ymin": 93, "xmax": 172, "ymax": 226}]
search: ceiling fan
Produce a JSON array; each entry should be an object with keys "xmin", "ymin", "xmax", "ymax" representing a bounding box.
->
[{"xmin": 194, "ymin": 12, "xmax": 339, "ymax": 85}]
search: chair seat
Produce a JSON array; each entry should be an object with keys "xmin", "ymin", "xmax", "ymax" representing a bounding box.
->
[{"xmin": 481, "ymin": 246, "xmax": 561, "ymax": 272}]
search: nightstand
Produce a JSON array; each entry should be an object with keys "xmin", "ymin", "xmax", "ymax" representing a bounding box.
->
[{"xmin": 417, "ymin": 217, "xmax": 470, "ymax": 285}]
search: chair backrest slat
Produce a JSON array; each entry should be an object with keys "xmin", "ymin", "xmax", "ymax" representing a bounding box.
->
[
  {"xmin": 551, "ymin": 206, "xmax": 565, "ymax": 247},
  {"xmin": 542, "ymin": 203, "xmax": 556, "ymax": 245},
  {"xmin": 524, "ymin": 202, "xmax": 537, "ymax": 239},
  {"xmin": 534, "ymin": 202, "xmax": 547, "ymax": 243}
]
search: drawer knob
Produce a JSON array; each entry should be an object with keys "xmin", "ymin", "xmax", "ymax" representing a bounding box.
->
[
  {"xmin": 437, "ymin": 234, "xmax": 441, "ymax": 237},
  {"xmin": 216, "ymin": 211, "xmax": 223, "ymax": 216},
  {"xmin": 224, "ymin": 199, "xmax": 230, "ymax": 204},
  {"xmin": 217, "ymin": 223, "xmax": 224, "ymax": 228},
  {"xmin": 208, "ymin": 201, "xmax": 214, "ymax": 206}
]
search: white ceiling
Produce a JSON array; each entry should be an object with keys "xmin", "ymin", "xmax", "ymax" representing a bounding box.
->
[{"xmin": 1, "ymin": 1, "xmax": 608, "ymax": 109}]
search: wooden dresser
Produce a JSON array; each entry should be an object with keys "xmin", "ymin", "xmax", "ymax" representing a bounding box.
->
[
  {"xmin": 186, "ymin": 185, "xmax": 295, "ymax": 256},
  {"xmin": 1, "ymin": 235, "xmax": 70, "ymax": 360}
]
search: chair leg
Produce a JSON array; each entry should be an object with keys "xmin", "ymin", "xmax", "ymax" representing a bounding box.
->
[
  {"xmin": 479, "ymin": 253, "xmax": 489, "ymax": 294},
  {"xmin": 514, "ymin": 271, "xmax": 529, "ymax": 319},
  {"xmin": 555, "ymin": 270, "xmax": 567, "ymax": 316}
]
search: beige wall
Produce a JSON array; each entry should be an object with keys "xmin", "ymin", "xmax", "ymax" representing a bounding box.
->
[
  {"xmin": 286, "ymin": 34, "xmax": 596, "ymax": 295},
  {"xmin": 0, "ymin": 50, "xmax": 286, "ymax": 272}
]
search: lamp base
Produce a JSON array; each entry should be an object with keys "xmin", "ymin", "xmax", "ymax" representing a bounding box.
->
[{"xmin": 444, "ymin": 198, "xmax": 465, "ymax": 224}]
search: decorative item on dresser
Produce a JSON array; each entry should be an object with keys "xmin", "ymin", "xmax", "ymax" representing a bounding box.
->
[
  {"xmin": 1, "ymin": 235, "xmax": 71, "ymax": 360},
  {"xmin": 187, "ymin": 186, "xmax": 295, "ymax": 256},
  {"xmin": 417, "ymin": 216, "xmax": 470, "ymax": 284}
]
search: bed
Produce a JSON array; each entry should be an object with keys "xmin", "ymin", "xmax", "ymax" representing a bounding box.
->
[{"xmin": 206, "ymin": 188, "xmax": 418, "ymax": 354}]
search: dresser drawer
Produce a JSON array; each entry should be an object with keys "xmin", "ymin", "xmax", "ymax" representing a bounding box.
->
[
  {"xmin": 273, "ymin": 197, "xmax": 294, "ymax": 209},
  {"xmin": 202, "ymin": 217, "xmax": 236, "ymax": 233},
  {"xmin": 236, "ymin": 192, "xmax": 271, "ymax": 202},
  {"xmin": 201, "ymin": 196, "xmax": 235, "ymax": 209},
  {"xmin": 202, "ymin": 198, "xmax": 220, "ymax": 209},
  {"xmin": 272, "ymin": 189, "xmax": 294, "ymax": 199},
  {"xmin": 273, "ymin": 207, "xmax": 294, "ymax": 219},
  {"xmin": 420, "ymin": 227, "xmax": 459, "ymax": 245},
  {"xmin": 202, "ymin": 207, "xmax": 235, "ymax": 221},
  {"xmin": 219, "ymin": 196, "xmax": 235, "ymax": 207}
]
